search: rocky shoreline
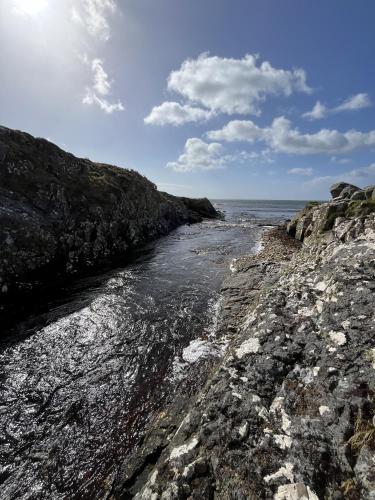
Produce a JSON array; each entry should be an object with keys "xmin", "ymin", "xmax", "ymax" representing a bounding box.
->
[{"xmin": 111, "ymin": 185, "xmax": 375, "ymax": 499}]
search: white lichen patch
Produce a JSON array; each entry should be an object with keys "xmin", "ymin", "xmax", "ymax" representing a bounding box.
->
[
  {"xmin": 298, "ymin": 307, "xmax": 315, "ymax": 318},
  {"xmin": 275, "ymin": 482, "xmax": 319, "ymax": 500},
  {"xmin": 316, "ymin": 300, "xmax": 324, "ymax": 313},
  {"xmin": 232, "ymin": 392, "xmax": 243, "ymax": 400},
  {"xmin": 235, "ymin": 338, "xmax": 260, "ymax": 358},
  {"xmin": 341, "ymin": 319, "xmax": 351, "ymax": 329},
  {"xmin": 328, "ymin": 331, "xmax": 347, "ymax": 346},
  {"xmin": 319, "ymin": 405, "xmax": 330, "ymax": 416},
  {"xmin": 270, "ymin": 397, "xmax": 291, "ymax": 435},
  {"xmin": 274, "ymin": 434, "xmax": 293, "ymax": 450},
  {"xmin": 264, "ymin": 462, "xmax": 294, "ymax": 483},
  {"xmin": 169, "ymin": 436, "xmax": 199, "ymax": 461},
  {"xmin": 315, "ymin": 281, "xmax": 328, "ymax": 292},
  {"xmin": 366, "ymin": 348, "xmax": 375, "ymax": 369},
  {"xmin": 238, "ymin": 421, "xmax": 249, "ymax": 439}
]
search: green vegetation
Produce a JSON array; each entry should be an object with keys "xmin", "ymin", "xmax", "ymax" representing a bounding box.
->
[
  {"xmin": 305, "ymin": 201, "xmax": 322, "ymax": 209},
  {"xmin": 346, "ymin": 200, "xmax": 375, "ymax": 217}
]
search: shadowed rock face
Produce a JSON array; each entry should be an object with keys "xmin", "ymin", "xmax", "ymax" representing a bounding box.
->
[{"xmin": 0, "ymin": 126, "xmax": 217, "ymax": 312}]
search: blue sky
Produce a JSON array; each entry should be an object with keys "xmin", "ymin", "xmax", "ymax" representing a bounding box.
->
[{"xmin": 1, "ymin": 0, "xmax": 375, "ymax": 200}]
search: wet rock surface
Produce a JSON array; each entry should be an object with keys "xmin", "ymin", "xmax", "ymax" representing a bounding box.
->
[
  {"xmin": 117, "ymin": 209, "xmax": 375, "ymax": 499},
  {"xmin": 0, "ymin": 126, "xmax": 217, "ymax": 321}
]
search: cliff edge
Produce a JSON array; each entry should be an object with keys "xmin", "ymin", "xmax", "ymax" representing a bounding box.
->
[{"xmin": 0, "ymin": 126, "xmax": 217, "ymax": 316}]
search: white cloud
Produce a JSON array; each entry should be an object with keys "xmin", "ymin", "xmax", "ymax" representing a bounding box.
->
[
  {"xmin": 207, "ymin": 120, "xmax": 265, "ymax": 142},
  {"xmin": 166, "ymin": 138, "xmax": 265, "ymax": 172},
  {"xmin": 302, "ymin": 101, "xmax": 327, "ymax": 120},
  {"xmin": 335, "ymin": 93, "xmax": 372, "ymax": 112},
  {"xmin": 83, "ymin": 58, "xmax": 124, "ymax": 113},
  {"xmin": 83, "ymin": 90, "xmax": 124, "ymax": 113},
  {"xmin": 166, "ymin": 53, "xmax": 311, "ymax": 116},
  {"xmin": 91, "ymin": 58, "xmax": 111, "ymax": 95},
  {"xmin": 207, "ymin": 116, "xmax": 375, "ymax": 155},
  {"xmin": 167, "ymin": 138, "xmax": 227, "ymax": 172},
  {"xmin": 288, "ymin": 167, "xmax": 313, "ymax": 176},
  {"xmin": 330, "ymin": 156, "xmax": 352, "ymax": 164},
  {"xmin": 303, "ymin": 93, "xmax": 371, "ymax": 120},
  {"xmin": 71, "ymin": 0, "xmax": 117, "ymax": 41},
  {"xmin": 144, "ymin": 102, "xmax": 213, "ymax": 126}
]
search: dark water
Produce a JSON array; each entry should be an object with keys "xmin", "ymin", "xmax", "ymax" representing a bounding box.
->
[{"xmin": 0, "ymin": 200, "xmax": 306, "ymax": 499}]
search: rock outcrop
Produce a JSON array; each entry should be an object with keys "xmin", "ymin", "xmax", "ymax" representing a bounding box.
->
[
  {"xmin": 112, "ymin": 186, "xmax": 375, "ymax": 499},
  {"xmin": 0, "ymin": 126, "xmax": 217, "ymax": 315},
  {"xmin": 287, "ymin": 182, "xmax": 375, "ymax": 242}
]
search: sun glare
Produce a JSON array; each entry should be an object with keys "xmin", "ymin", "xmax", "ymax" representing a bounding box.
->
[{"xmin": 12, "ymin": 0, "xmax": 48, "ymax": 16}]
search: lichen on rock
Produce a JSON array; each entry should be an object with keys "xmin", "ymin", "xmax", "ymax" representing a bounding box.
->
[{"xmin": 112, "ymin": 188, "xmax": 375, "ymax": 499}]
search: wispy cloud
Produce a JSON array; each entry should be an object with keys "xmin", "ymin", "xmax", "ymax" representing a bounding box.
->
[
  {"xmin": 304, "ymin": 163, "xmax": 375, "ymax": 189},
  {"xmin": 287, "ymin": 167, "xmax": 313, "ymax": 176},
  {"xmin": 71, "ymin": 0, "xmax": 117, "ymax": 41},
  {"xmin": 83, "ymin": 58, "xmax": 124, "ymax": 113},
  {"xmin": 302, "ymin": 93, "xmax": 371, "ymax": 120},
  {"xmin": 330, "ymin": 156, "xmax": 352, "ymax": 164}
]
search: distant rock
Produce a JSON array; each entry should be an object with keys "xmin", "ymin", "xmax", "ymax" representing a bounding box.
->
[
  {"xmin": 0, "ymin": 126, "xmax": 218, "ymax": 314},
  {"xmin": 287, "ymin": 183, "xmax": 375, "ymax": 242}
]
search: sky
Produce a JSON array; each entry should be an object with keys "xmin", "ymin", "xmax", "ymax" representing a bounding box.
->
[{"xmin": 1, "ymin": 0, "xmax": 375, "ymax": 200}]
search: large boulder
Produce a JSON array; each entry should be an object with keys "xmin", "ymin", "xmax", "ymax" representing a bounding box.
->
[{"xmin": 330, "ymin": 182, "xmax": 359, "ymax": 199}]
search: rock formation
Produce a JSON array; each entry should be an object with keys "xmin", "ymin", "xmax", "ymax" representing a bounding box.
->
[
  {"xmin": 112, "ymin": 184, "xmax": 375, "ymax": 499},
  {"xmin": 0, "ymin": 126, "xmax": 217, "ymax": 317},
  {"xmin": 287, "ymin": 182, "xmax": 375, "ymax": 242}
]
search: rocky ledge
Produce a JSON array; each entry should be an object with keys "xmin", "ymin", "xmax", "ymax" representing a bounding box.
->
[
  {"xmin": 0, "ymin": 126, "xmax": 217, "ymax": 319},
  {"xmin": 112, "ymin": 184, "xmax": 375, "ymax": 499}
]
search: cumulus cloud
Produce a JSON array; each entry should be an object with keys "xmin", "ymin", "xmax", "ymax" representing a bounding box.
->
[
  {"xmin": 167, "ymin": 53, "xmax": 311, "ymax": 115},
  {"xmin": 83, "ymin": 58, "xmax": 124, "ymax": 113},
  {"xmin": 144, "ymin": 102, "xmax": 213, "ymax": 126},
  {"xmin": 303, "ymin": 93, "xmax": 371, "ymax": 120},
  {"xmin": 148, "ymin": 53, "xmax": 310, "ymax": 122},
  {"xmin": 167, "ymin": 138, "xmax": 226, "ymax": 172},
  {"xmin": 166, "ymin": 138, "xmax": 266, "ymax": 172},
  {"xmin": 207, "ymin": 116, "xmax": 375, "ymax": 155},
  {"xmin": 287, "ymin": 167, "xmax": 313, "ymax": 176},
  {"xmin": 207, "ymin": 120, "xmax": 265, "ymax": 142},
  {"xmin": 71, "ymin": 0, "xmax": 117, "ymax": 41}
]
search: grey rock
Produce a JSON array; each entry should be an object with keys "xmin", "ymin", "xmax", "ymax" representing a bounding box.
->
[
  {"xmin": 113, "ymin": 206, "xmax": 375, "ymax": 499},
  {"xmin": 339, "ymin": 185, "xmax": 357, "ymax": 199},
  {"xmin": 350, "ymin": 190, "xmax": 366, "ymax": 200},
  {"xmin": 330, "ymin": 182, "xmax": 359, "ymax": 199}
]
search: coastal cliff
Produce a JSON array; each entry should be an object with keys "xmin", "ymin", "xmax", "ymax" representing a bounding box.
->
[
  {"xmin": 112, "ymin": 184, "xmax": 375, "ymax": 499},
  {"xmin": 0, "ymin": 126, "xmax": 217, "ymax": 316}
]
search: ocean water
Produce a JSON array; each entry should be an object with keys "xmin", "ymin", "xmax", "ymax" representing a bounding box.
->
[{"xmin": 0, "ymin": 199, "xmax": 306, "ymax": 499}]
